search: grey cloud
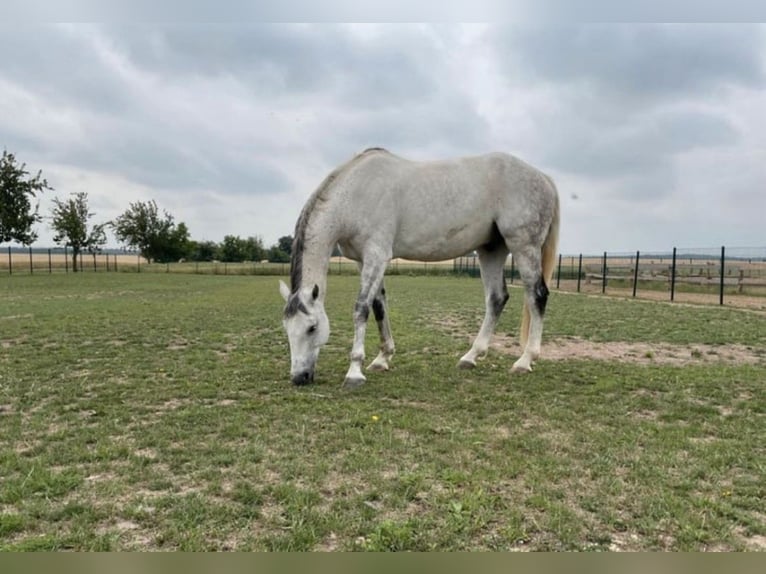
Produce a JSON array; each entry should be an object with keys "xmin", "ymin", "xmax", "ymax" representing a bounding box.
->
[
  {"xmin": 0, "ymin": 25, "xmax": 136, "ymax": 114},
  {"xmin": 487, "ymin": 24, "xmax": 758, "ymax": 208},
  {"xmin": 8, "ymin": 23, "xmax": 465, "ymax": 194},
  {"xmin": 498, "ymin": 24, "xmax": 765, "ymax": 102},
  {"xmin": 542, "ymin": 107, "xmax": 738, "ymax": 179},
  {"xmin": 104, "ymin": 24, "xmax": 443, "ymax": 107}
]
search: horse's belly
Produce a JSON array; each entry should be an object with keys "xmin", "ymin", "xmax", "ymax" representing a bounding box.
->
[{"xmin": 392, "ymin": 218, "xmax": 492, "ymax": 261}]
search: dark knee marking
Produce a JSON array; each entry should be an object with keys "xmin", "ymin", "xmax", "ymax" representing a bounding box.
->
[
  {"xmin": 381, "ymin": 287, "xmax": 386, "ymax": 297},
  {"xmin": 534, "ymin": 277, "xmax": 549, "ymax": 315},
  {"xmin": 490, "ymin": 288, "xmax": 510, "ymax": 317},
  {"xmin": 354, "ymin": 300, "xmax": 370, "ymax": 321},
  {"xmin": 372, "ymin": 298, "xmax": 385, "ymax": 322}
]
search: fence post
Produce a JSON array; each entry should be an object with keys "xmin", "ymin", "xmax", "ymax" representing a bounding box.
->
[
  {"xmin": 29, "ymin": 246, "xmax": 33, "ymax": 274},
  {"xmin": 7, "ymin": 246, "xmax": 11, "ymax": 275},
  {"xmin": 719, "ymin": 246, "xmax": 725, "ymax": 305},
  {"xmin": 93, "ymin": 252, "xmax": 97, "ymax": 272},
  {"xmin": 601, "ymin": 252, "xmax": 607, "ymax": 294},
  {"xmin": 577, "ymin": 254, "xmax": 582, "ymax": 292},
  {"xmin": 106, "ymin": 253, "xmax": 110, "ymax": 272},
  {"xmin": 64, "ymin": 246, "xmax": 69, "ymax": 273},
  {"xmin": 114, "ymin": 254, "xmax": 118, "ymax": 272},
  {"xmin": 48, "ymin": 249, "xmax": 52, "ymax": 274},
  {"xmin": 510, "ymin": 256, "xmax": 515, "ymax": 284},
  {"xmin": 137, "ymin": 254, "xmax": 141, "ymax": 273},
  {"xmin": 632, "ymin": 250, "xmax": 640, "ymax": 298},
  {"xmin": 556, "ymin": 253, "xmax": 562, "ymax": 289},
  {"xmin": 670, "ymin": 247, "xmax": 677, "ymax": 302}
]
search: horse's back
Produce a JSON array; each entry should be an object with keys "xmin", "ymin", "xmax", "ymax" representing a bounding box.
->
[{"xmin": 335, "ymin": 150, "xmax": 557, "ymax": 260}]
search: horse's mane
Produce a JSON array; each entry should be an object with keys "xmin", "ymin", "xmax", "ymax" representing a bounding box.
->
[{"xmin": 289, "ymin": 148, "xmax": 389, "ymax": 293}]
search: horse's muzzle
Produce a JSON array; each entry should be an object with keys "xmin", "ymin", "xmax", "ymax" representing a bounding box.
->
[{"xmin": 291, "ymin": 370, "xmax": 314, "ymax": 386}]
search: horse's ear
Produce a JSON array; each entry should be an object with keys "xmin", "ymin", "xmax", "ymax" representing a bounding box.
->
[
  {"xmin": 279, "ymin": 280, "xmax": 290, "ymax": 302},
  {"xmin": 312, "ymin": 284, "xmax": 319, "ymax": 301}
]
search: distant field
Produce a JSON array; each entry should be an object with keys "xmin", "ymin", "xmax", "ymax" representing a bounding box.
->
[{"xmin": 1, "ymin": 273, "xmax": 765, "ymax": 550}]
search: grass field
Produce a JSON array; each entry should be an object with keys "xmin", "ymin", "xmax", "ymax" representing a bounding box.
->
[{"xmin": 1, "ymin": 273, "xmax": 765, "ymax": 551}]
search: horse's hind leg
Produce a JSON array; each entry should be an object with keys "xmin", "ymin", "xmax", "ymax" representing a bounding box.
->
[
  {"xmin": 510, "ymin": 247, "xmax": 549, "ymax": 373},
  {"xmin": 367, "ymin": 282, "xmax": 395, "ymax": 372},
  {"xmin": 458, "ymin": 245, "xmax": 510, "ymax": 369}
]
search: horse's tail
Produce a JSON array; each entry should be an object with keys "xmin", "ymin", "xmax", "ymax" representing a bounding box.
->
[{"xmin": 520, "ymin": 182, "xmax": 560, "ymax": 348}]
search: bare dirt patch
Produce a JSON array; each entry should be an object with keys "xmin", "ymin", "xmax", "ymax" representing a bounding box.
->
[
  {"xmin": 166, "ymin": 337, "xmax": 189, "ymax": 350},
  {"xmin": 1, "ymin": 336, "xmax": 27, "ymax": 349},
  {"xmin": 489, "ymin": 335, "xmax": 764, "ymax": 366},
  {"xmin": 744, "ymin": 534, "xmax": 766, "ymax": 551}
]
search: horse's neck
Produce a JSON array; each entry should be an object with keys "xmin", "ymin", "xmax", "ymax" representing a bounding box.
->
[
  {"xmin": 295, "ymin": 216, "xmax": 335, "ymax": 298},
  {"xmin": 300, "ymin": 248, "xmax": 330, "ymax": 297}
]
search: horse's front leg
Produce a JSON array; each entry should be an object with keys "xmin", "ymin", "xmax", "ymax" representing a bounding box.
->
[
  {"xmin": 367, "ymin": 282, "xmax": 395, "ymax": 372},
  {"xmin": 344, "ymin": 258, "xmax": 387, "ymax": 389}
]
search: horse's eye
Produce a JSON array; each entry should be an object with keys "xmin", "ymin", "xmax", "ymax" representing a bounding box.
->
[{"xmin": 307, "ymin": 325, "xmax": 317, "ymax": 335}]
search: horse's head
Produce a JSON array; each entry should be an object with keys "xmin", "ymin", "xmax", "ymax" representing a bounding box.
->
[{"xmin": 279, "ymin": 280, "xmax": 330, "ymax": 385}]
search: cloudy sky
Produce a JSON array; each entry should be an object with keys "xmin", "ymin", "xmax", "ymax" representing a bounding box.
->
[{"xmin": 1, "ymin": 23, "xmax": 764, "ymax": 254}]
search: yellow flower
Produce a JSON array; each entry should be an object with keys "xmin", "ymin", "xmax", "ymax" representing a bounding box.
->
[{"xmin": 371, "ymin": 415, "xmax": 380, "ymax": 422}]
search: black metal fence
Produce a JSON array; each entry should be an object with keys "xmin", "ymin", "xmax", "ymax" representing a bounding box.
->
[
  {"xmin": 3, "ymin": 244, "xmax": 766, "ymax": 305},
  {"xmin": 455, "ymin": 246, "xmax": 766, "ymax": 305}
]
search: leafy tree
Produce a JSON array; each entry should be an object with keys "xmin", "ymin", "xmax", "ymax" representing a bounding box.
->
[
  {"xmin": 0, "ymin": 150, "xmax": 52, "ymax": 245},
  {"xmin": 187, "ymin": 240, "xmax": 219, "ymax": 262},
  {"xmin": 164, "ymin": 221, "xmax": 191, "ymax": 263},
  {"xmin": 112, "ymin": 200, "xmax": 190, "ymax": 263},
  {"xmin": 277, "ymin": 235, "xmax": 293, "ymax": 256},
  {"xmin": 219, "ymin": 235, "xmax": 250, "ymax": 262},
  {"xmin": 267, "ymin": 245, "xmax": 290, "ymax": 263},
  {"xmin": 265, "ymin": 235, "xmax": 293, "ymax": 263},
  {"xmin": 50, "ymin": 192, "xmax": 107, "ymax": 272},
  {"xmin": 244, "ymin": 236, "xmax": 266, "ymax": 262},
  {"xmin": 219, "ymin": 235, "xmax": 266, "ymax": 262}
]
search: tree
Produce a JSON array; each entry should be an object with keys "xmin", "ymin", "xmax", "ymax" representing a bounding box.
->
[
  {"xmin": 266, "ymin": 235, "xmax": 292, "ymax": 263},
  {"xmin": 218, "ymin": 235, "xmax": 266, "ymax": 262},
  {"xmin": 277, "ymin": 235, "xmax": 293, "ymax": 256},
  {"xmin": 267, "ymin": 245, "xmax": 290, "ymax": 263},
  {"xmin": 165, "ymin": 222, "xmax": 191, "ymax": 262},
  {"xmin": 50, "ymin": 192, "xmax": 107, "ymax": 272},
  {"xmin": 219, "ymin": 235, "xmax": 248, "ymax": 262},
  {"xmin": 187, "ymin": 240, "xmax": 219, "ymax": 262},
  {"xmin": 0, "ymin": 150, "xmax": 52, "ymax": 245},
  {"xmin": 112, "ymin": 200, "xmax": 190, "ymax": 263},
  {"xmin": 244, "ymin": 236, "xmax": 266, "ymax": 262}
]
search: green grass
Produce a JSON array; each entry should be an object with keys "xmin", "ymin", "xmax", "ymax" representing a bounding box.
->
[{"xmin": 1, "ymin": 273, "xmax": 765, "ymax": 551}]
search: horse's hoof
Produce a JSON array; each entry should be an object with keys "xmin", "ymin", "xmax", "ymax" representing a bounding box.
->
[
  {"xmin": 343, "ymin": 376, "xmax": 367, "ymax": 389},
  {"xmin": 367, "ymin": 360, "xmax": 389, "ymax": 372},
  {"xmin": 511, "ymin": 362, "xmax": 533, "ymax": 374},
  {"xmin": 458, "ymin": 359, "xmax": 476, "ymax": 370}
]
